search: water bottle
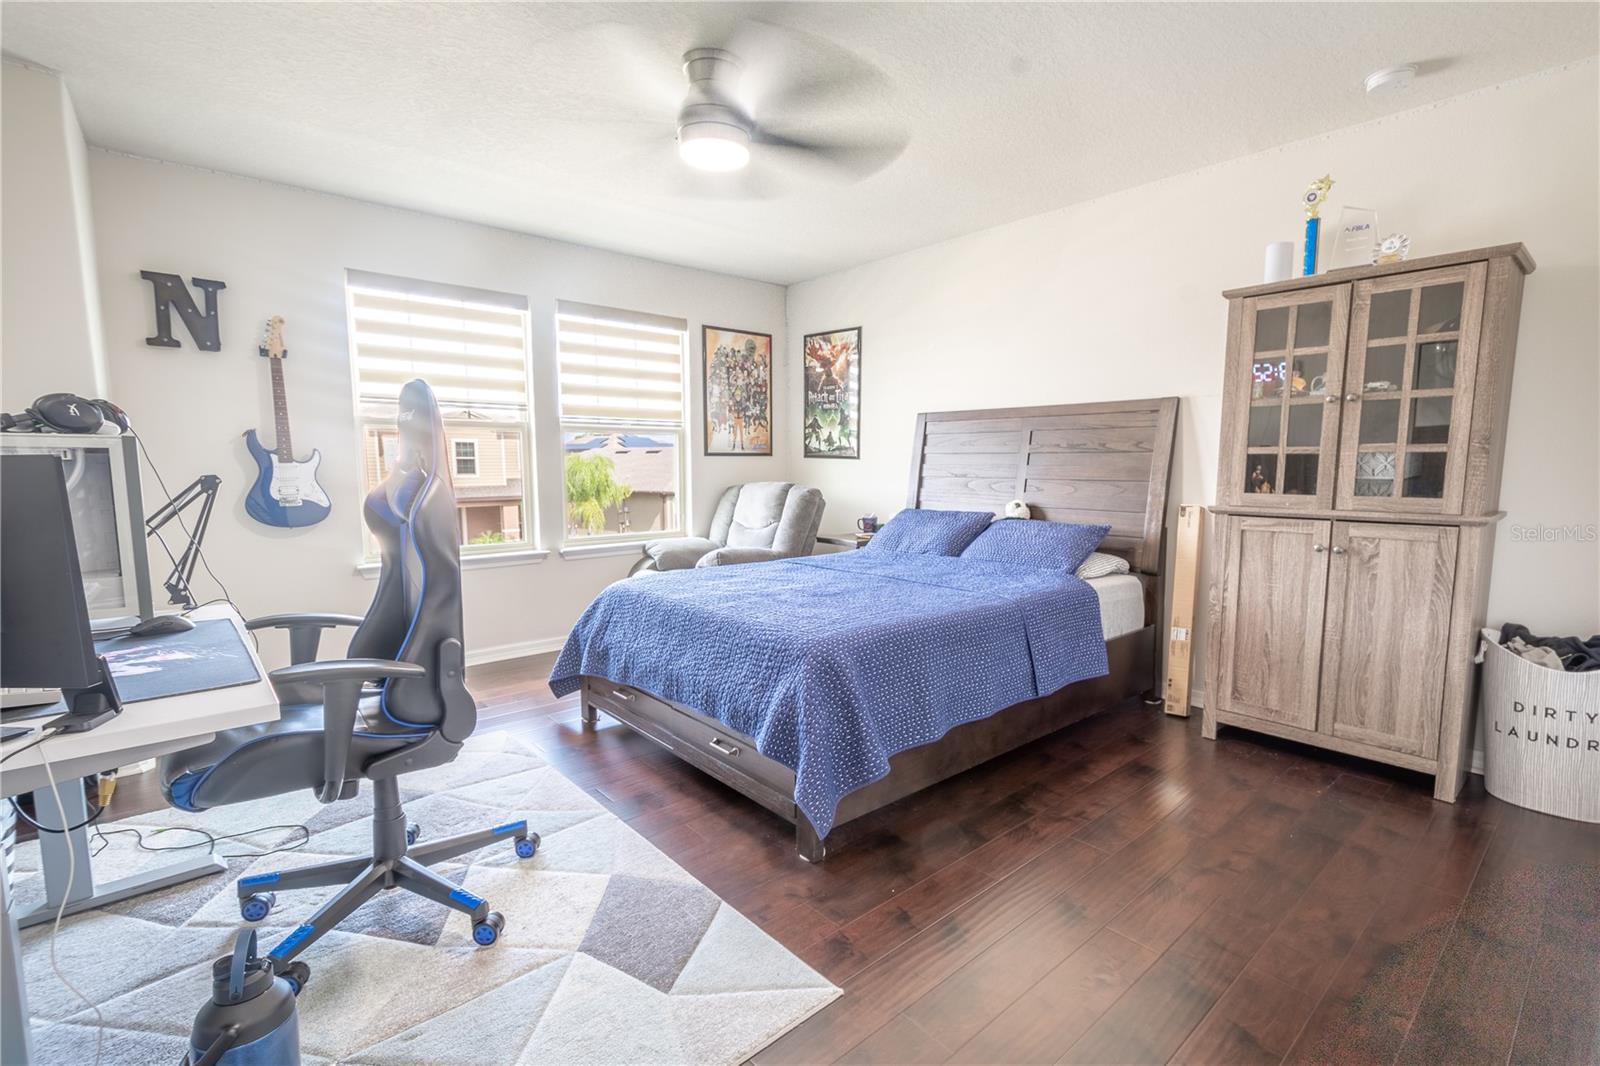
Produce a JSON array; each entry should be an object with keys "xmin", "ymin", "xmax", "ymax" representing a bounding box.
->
[{"xmin": 182, "ymin": 929, "xmax": 305, "ymax": 1066}]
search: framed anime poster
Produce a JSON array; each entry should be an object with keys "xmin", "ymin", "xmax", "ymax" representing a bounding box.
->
[
  {"xmin": 703, "ymin": 325, "xmax": 773, "ymax": 456},
  {"xmin": 802, "ymin": 326, "xmax": 861, "ymax": 459}
]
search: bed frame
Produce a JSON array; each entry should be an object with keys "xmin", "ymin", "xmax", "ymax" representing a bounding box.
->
[{"xmin": 579, "ymin": 398, "xmax": 1180, "ymax": 861}]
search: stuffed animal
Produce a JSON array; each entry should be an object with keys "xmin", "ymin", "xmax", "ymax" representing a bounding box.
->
[{"xmin": 1004, "ymin": 499, "xmax": 1031, "ymax": 519}]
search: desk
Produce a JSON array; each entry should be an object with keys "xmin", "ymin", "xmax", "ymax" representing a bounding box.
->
[{"xmin": 0, "ymin": 604, "xmax": 278, "ymax": 1064}]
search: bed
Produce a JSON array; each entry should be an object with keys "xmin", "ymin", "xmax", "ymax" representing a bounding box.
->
[{"xmin": 552, "ymin": 398, "xmax": 1179, "ymax": 860}]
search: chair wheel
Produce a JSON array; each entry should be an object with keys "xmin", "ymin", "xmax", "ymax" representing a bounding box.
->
[
  {"xmin": 406, "ymin": 823, "xmax": 421, "ymax": 846},
  {"xmin": 472, "ymin": 911, "xmax": 505, "ymax": 946},
  {"xmin": 240, "ymin": 892, "xmax": 276, "ymax": 922},
  {"xmin": 514, "ymin": 834, "xmax": 539, "ymax": 860},
  {"xmin": 280, "ymin": 961, "xmax": 310, "ymax": 996}
]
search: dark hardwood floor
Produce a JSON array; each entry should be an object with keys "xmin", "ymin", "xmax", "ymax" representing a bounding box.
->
[{"xmin": 104, "ymin": 651, "xmax": 1599, "ymax": 1065}]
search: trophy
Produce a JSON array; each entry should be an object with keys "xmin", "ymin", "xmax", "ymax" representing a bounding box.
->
[
  {"xmin": 1374, "ymin": 233, "xmax": 1412, "ymax": 265},
  {"xmin": 1327, "ymin": 206, "xmax": 1380, "ymax": 270},
  {"xmin": 1301, "ymin": 175, "xmax": 1334, "ymax": 276}
]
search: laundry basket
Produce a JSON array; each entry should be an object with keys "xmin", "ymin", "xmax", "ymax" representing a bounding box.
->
[{"xmin": 1478, "ymin": 628, "xmax": 1600, "ymax": 822}]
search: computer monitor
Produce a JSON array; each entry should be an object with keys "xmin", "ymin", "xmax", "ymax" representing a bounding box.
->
[
  {"xmin": 1, "ymin": 454, "xmax": 122, "ymax": 728},
  {"xmin": 0, "ymin": 433, "xmax": 153, "ymax": 623}
]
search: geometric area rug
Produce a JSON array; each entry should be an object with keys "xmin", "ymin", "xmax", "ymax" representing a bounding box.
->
[{"xmin": 12, "ymin": 732, "xmax": 840, "ymax": 1064}]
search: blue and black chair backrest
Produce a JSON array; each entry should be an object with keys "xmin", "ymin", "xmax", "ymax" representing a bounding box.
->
[{"xmin": 350, "ymin": 379, "xmax": 471, "ymax": 736}]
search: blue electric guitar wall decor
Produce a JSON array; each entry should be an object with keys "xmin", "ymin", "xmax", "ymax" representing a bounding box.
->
[{"xmin": 244, "ymin": 316, "xmax": 330, "ymax": 528}]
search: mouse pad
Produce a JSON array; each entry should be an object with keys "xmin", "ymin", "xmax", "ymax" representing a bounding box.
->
[{"xmin": 96, "ymin": 619, "xmax": 262, "ymax": 703}]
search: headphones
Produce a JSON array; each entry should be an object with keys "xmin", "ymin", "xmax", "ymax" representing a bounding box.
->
[{"xmin": 0, "ymin": 393, "xmax": 130, "ymax": 435}]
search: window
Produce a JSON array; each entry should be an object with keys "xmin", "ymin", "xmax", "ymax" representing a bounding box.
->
[
  {"xmin": 348, "ymin": 270, "xmax": 534, "ymax": 556},
  {"xmin": 555, "ymin": 301, "xmax": 687, "ymax": 542}
]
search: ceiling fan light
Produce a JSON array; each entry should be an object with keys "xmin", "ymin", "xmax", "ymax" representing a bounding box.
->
[{"xmin": 678, "ymin": 121, "xmax": 751, "ymax": 172}]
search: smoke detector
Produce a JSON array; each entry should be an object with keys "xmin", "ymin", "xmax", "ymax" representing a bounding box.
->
[{"xmin": 1364, "ymin": 64, "xmax": 1417, "ymax": 96}]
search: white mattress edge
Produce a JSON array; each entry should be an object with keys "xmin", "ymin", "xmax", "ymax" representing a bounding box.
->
[{"xmin": 1085, "ymin": 574, "xmax": 1145, "ymax": 640}]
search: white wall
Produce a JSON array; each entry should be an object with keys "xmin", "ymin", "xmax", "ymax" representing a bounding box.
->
[
  {"xmin": 1, "ymin": 62, "xmax": 107, "ymax": 407},
  {"xmin": 87, "ymin": 152, "xmax": 787, "ymax": 664},
  {"xmin": 786, "ymin": 61, "xmax": 1600, "ymax": 690}
]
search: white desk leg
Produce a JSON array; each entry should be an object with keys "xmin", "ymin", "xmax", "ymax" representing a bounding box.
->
[
  {"xmin": 2, "ymin": 854, "xmax": 35, "ymax": 1066},
  {"xmin": 15, "ymin": 784, "xmax": 227, "ymax": 930},
  {"xmin": 35, "ymin": 784, "xmax": 94, "ymax": 909}
]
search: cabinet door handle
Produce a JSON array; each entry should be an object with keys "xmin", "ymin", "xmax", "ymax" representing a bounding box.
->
[
  {"xmin": 1330, "ymin": 546, "xmax": 1346, "ymax": 555},
  {"xmin": 610, "ymin": 688, "xmax": 634, "ymax": 702},
  {"xmin": 1312, "ymin": 543, "xmax": 1326, "ymax": 553},
  {"xmin": 1345, "ymin": 393, "xmax": 1360, "ymax": 403},
  {"xmin": 708, "ymin": 736, "xmax": 741, "ymax": 758},
  {"xmin": 1324, "ymin": 395, "xmax": 1338, "ymax": 404}
]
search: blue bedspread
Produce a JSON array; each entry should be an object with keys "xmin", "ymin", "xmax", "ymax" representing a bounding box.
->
[{"xmin": 548, "ymin": 551, "xmax": 1108, "ymax": 838}]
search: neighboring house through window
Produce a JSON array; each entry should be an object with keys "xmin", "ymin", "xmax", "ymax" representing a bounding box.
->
[
  {"xmin": 554, "ymin": 301, "xmax": 687, "ymax": 542},
  {"xmin": 347, "ymin": 270, "xmax": 535, "ymax": 555}
]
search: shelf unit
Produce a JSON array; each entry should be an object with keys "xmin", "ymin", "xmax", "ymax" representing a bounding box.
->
[{"xmin": 1203, "ymin": 244, "xmax": 1533, "ymax": 800}]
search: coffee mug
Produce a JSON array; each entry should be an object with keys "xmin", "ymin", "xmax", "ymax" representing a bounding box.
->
[{"xmin": 857, "ymin": 514, "xmax": 879, "ymax": 533}]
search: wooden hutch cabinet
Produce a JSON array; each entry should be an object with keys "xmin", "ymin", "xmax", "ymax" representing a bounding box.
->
[{"xmin": 1204, "ymin": 244, "xmax": 1534, "ymax": 801}]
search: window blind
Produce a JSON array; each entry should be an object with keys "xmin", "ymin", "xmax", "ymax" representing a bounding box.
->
[
  {"xmin": 556, "ymin": 302, "xmax": 686, "ymax": 425},
  {"xmin": 349, "ymin": 273, "xmax": 530, "ymax": 419}
]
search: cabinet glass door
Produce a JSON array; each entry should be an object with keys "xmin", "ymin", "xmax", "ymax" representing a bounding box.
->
[
  {"xmin": 1232, "ymin": 287, "xmax": 1350, "ymax": 509},
  {"xmin": 1336, "ymin": 263, "xmax": 1485, "ymax": 513}
]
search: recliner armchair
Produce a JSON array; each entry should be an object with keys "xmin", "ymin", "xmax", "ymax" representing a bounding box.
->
[
  {"xmin": 159, "ymin": 379, "xmax": 537, "ymax": 983},
  {"xmin": 632, "ymin": 481, "xmax": 826, "ymax": 573}
]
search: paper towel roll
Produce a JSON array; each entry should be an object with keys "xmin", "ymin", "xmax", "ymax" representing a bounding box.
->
[{"xmin": 1264, "ymin": 241, "xmax": 1295, "ymax": 283}]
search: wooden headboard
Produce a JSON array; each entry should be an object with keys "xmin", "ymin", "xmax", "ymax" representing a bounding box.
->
[{"xmin": 906, "ymin": 398, "xmax": 1180, "ymax": 574}]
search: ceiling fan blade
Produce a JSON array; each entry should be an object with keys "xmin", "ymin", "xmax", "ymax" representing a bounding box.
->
[
  {"xmin": 719, "ymin": 17, "xmax": 898, "ymax": 116},
  {"xmin": 585, "ymin": 20, "xmax": 685, "ymax": 116},
  {"xmin": 748, "ymin": 62, "xmax": 890, "ymax": 121},
  {"xmin": 752, "ymin": 128, "xmax": 907, "ymax": 183}
]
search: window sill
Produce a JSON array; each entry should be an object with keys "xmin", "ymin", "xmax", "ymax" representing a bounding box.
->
[
  {"xmin": 558, "ymin": 541, "xmax": 652, "ymax": 561},
  {"xmin": 355, "ymin": 547, "xmax": 549, "ymax": 578}
]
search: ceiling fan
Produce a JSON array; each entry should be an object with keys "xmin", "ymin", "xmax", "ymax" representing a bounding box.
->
[
  {"xmin": 676, "ymin": 47, "xmax": 758, "ymax": 172},
  {"xmin": 593, "ymin": 18, "xmax": 908, "ymax": 197}
]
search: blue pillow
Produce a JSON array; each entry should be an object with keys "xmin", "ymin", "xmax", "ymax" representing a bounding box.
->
[
  {"xmin": 867, "ymin": 509, "xmax": 995, "ymax": 556},
  {"xmin": 960, "ymin": 518, "xmax": 1110, "ymax": 572}
]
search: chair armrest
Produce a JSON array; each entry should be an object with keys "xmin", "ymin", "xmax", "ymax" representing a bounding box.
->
[
  {"xmin": 695, "ymin": 546, "xmax": 787, "ymax": 568},
  {"xmin": 247, "ymin": 613, "xmax": 366, "ymax": 665},
  {"xmin": 247, "ymin": 612, "xmax": 366, "ymax": 631},
  {"xmin": 269, "ymin": 659, "xmax": 428, "ymax": 802},
  {"xmin": 268, "ymin": 658, "xmax": 426, "ymax": 687},
  {"xmin": 643, "ymin": 536, "xmax": 721, "ymax": 571}
]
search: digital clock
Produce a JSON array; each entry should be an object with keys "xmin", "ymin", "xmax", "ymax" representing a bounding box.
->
[{"xmin": 1253, "ymin": 360, "xmax": 1287, "ymax": 383}]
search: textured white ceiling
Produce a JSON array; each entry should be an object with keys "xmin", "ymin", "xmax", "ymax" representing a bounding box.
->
[{"xmin": 5, "ymin": 2, "xmax": 1595, "ymax": 284}]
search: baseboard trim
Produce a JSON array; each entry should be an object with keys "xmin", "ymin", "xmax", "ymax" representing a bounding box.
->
[{"xmin": 466, "ymin": 636, "xmax": 567, "ymax": 667}]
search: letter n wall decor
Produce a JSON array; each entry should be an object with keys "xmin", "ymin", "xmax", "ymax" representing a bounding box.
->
[{"xmin": 141, "ymin": 270, "xmax": 226, "ymax": 351}]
